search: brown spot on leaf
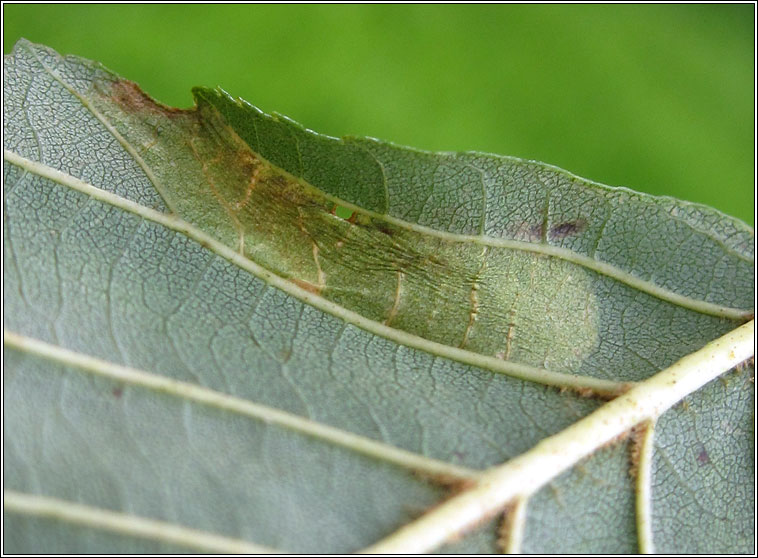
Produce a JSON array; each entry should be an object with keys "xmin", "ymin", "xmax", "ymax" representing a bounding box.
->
[
  {"xmin": 109, "ymin": 79, "xmax": 192, "ymax": 119},
  {"xmin": 628, "ymin": 423, "xmax": 648, "ymax": 479},
  {"xmin": 549, "ymin": 219, "xmax": 587, "ymax": 240},
  {"xmin": 697, "ymin": 447, "xmax": 711, "ymax": 466},
  {"xmin": 375, "ymin": 223, "xmax": 394, "ymax": 237},
  {"xmin": 572, "ymin": 386, "xmax": 599, "ymax": 399},
  {"xmin": 510, "ymin": 219, "xmax": 587, "ymax": 242},
  {"xmin": 290, "ymin": 278, "xmax": 323, "ymax": 295},
  {"xmin": 496, "ymin": 500, "xmax": 522, "ymax": 553},
  {"xmin": 556, "ymin": 381, "xmax": 629, "ymax": 401},
  {"xmin": 414, "ymin": 471, "xmax": 475, "ymax": 494},
  {"xmin": 112, "ymin": 386, "xmax": 123, "ymax": 399},
  {"xmin": 735, "ymin": 356, "xmax": 754, "ymax": 373},
  {"xmin": 529, "ymin": 223, "xmax": 544, "ymax": 239}
]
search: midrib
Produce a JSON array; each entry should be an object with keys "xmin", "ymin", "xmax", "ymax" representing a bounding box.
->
[
  {"xmin": 29, "ymin": 41, "xmax": 751, "ymax": 322},
  {"xmin": 5, "ymin": 149, "xmax": 629, "ymax": 396}
]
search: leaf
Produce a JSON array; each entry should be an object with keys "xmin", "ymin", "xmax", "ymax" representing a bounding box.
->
[{"xmin": 3, "ymin": 40, "xmax": 754, "ymax": 554}]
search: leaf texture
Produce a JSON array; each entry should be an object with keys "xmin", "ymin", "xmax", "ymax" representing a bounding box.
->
[{"xmin": 3, "ymin": 40, "xmax": 754, "ymax": 553}]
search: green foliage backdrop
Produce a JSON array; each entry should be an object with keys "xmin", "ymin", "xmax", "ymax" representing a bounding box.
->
[{"xmin": 3, "ymin": 4, "xmax": 754, "ymax": 224}]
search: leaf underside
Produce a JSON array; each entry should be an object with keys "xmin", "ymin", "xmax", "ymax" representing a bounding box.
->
[{"xmin": 3, "ymin": 40, "xmax": 754, "ymax": 553}]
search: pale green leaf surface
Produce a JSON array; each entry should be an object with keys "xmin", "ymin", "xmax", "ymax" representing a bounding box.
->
[
  {"xmin": 521, "ymin": 443, "xmax": 637, "ymax": 554},
  {"xmin": 3, "ymin": 40, "xmax": 754, "ymax": 554},
  {"xmin": 4, "ymin": 514, "xmax": 202, "ymax": 555},
  {"xmin": 650, "ymin": 371, "xmax": 754, "ymax": 553}
]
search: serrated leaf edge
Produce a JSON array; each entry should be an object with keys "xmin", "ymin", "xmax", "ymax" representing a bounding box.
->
[
  {"xmin": 17, "ymin": 37, "xmax": 751, "ymax": 323},
  {"xmin": 4, "ymin": 149, "xmax": 630, "ymax": 396},
  {"xmin": 18, "ymin": 40, "xmax": 179, "ymax": 215},
  {"xmin": 241, "ymin": 142, "xmax": 752, "ymax": 322},
  {"xmin": 199, "ymin": 85, "xmax": 752, "ymax": 320}
]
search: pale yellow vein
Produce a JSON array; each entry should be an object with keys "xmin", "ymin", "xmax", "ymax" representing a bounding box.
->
[
  {"xmin": 4, "ymin": 490, "xmax": 281, "ymax": 554},
  {"xmin": 4, "ymin": 329, "xmax": 478, "ymax": 481},
  {"xmin": 5, "ymin": 150, "xmax": 629, "ymax": 396}
]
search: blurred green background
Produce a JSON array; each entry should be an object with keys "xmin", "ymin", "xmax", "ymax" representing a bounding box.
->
[{"xmin": 4, "ymin": 4, "xmax": 754, "ymax": 224}]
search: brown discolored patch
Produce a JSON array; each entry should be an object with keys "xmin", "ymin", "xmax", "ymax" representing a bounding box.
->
[
  {"xmin": 414, "ymin": 471, "xmax": 476, "ymax": 494},
  {"xmin": 266, "ymin": 174, "xmax": 289, "ymax": 190},
  {"xmin": 557, "ymin": 381, "xmax": 630, "ymax": 401},
  {"xmin": 511, "ymin": 219, "xmax": 587, "ymax": 242},
  {"xmin": 736, "ymin": 356, "xmax": 755, "ymax": 373},
  {"xmin": 112, "ymin": 386, "xmax": 123, "ymax": 399},
  {"xmin": 496, "ymin": 500, "xmax": 524, "ymax": 553},
  {"xmin": 108, "ymin": 79, "xmax": 192, "ymax": 118},
  {"xmin": 374, "ymin": 223, "xmax": 395, "ymax": 237},
  {"xmin": 603, "ymin": 428, "xmax": 633, "ymax": 453},
  {"xmin": 529, "ymin": 223, "xmax": 544, "ymax": 239},
  {"xmin": 572, "ymin": 386, "xmax": 600, "ymax": 399},
  {"xmin": 289, "ymin": 277, "xmax": 323, "ymax": 296},
  {"xmin": 628, "ymin": 425, "xmax": 644, "ymax": 478},
  {"xmin": 696, "ymin": 447, "xmax": 711, "ymax": 466},
  {"xmin": 406, "ymin": 471, "xmax": 478, "ymax": 536},
  {"xmin": 549, "ymin": 218, "xmax": 587, "ymax": 240},
  {"xmin": 262, "ymin": 174, "xmax": 316, "ymax": 210},
  {"xmin": 236, "ymin": 150, "xmax": 260, "ymax": 181}
]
